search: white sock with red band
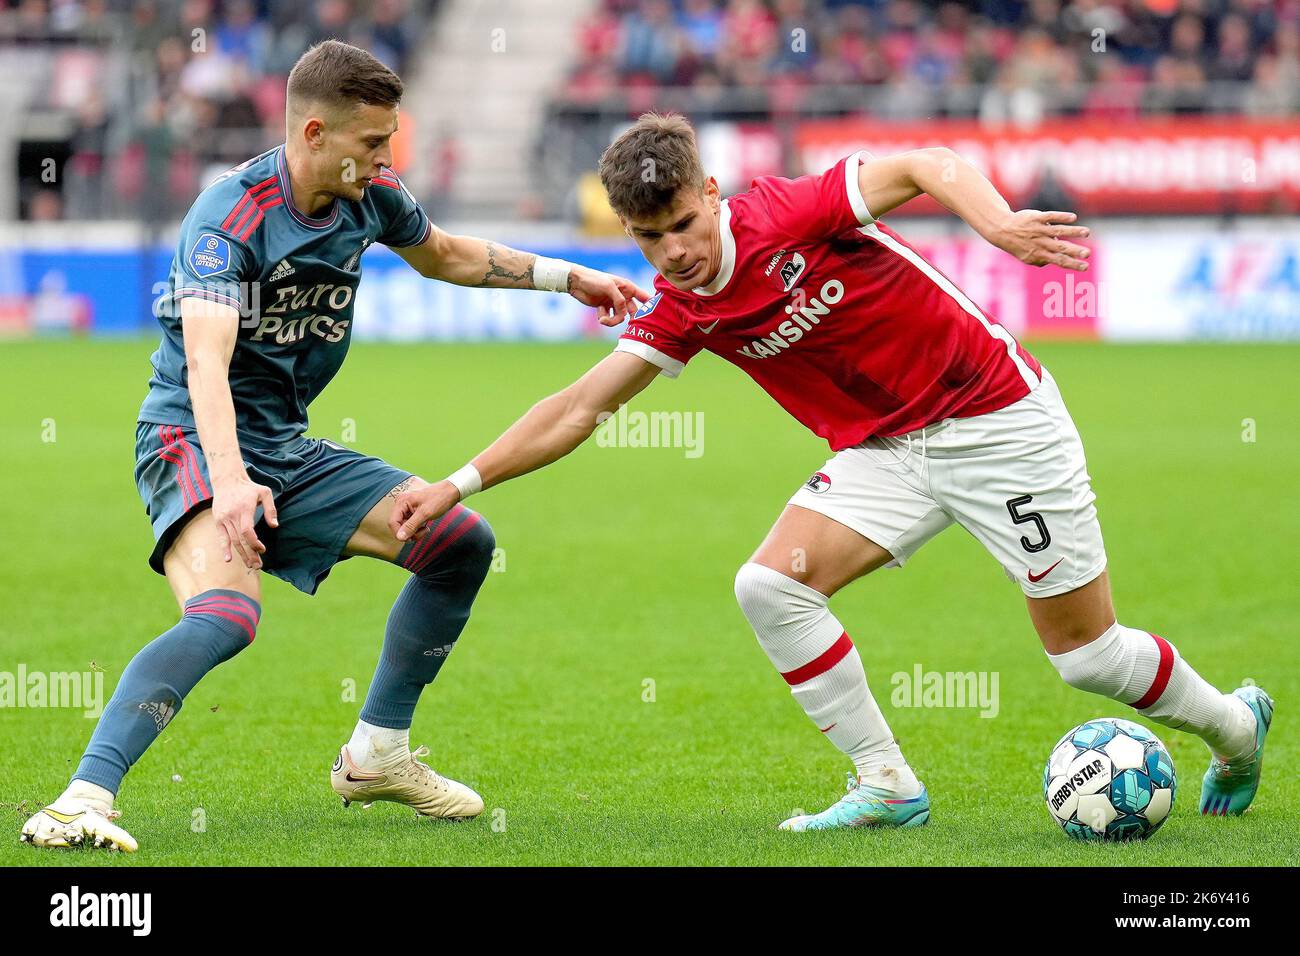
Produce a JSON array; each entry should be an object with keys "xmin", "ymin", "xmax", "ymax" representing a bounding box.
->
[
  {"xmin": 1047, "ymin": 622, "xmax": 1255, "ymax": 761},
  {"xmin": 734, "ymin": 562, "xmax": 920, "ymax": 794}
]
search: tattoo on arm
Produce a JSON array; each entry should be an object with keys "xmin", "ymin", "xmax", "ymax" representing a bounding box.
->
[{"xmin": 479, "ymin": 242, "xmax": 534, "ymax": 288}]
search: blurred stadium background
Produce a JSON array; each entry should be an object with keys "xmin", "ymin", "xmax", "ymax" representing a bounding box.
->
[{"xmin": 2, "ymin": 0, "xmax": 1298, "ymax": 343}]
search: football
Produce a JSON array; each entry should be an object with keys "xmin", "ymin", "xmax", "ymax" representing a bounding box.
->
[{"xmin": 1043, "ymin": 718, "xmax": 1178, "ymax": 841}]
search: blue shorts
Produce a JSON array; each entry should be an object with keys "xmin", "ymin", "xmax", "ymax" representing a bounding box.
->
[{"xmin": 134, "ymin": 421, "xmax": 412, "ymax": 595}]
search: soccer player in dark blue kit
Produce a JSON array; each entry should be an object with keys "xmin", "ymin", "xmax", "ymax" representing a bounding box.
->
[{"xmin": 21, "ymin": 40, "xmax": 650, "ymax": 852}]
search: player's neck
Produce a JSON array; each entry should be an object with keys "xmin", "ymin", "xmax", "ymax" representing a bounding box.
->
[
  {"xmin": 692, "ymin": 209, "xmax": 725, "ymax": 290},
  {"xmin": 283, "ymin": 146, "xmax": 337, "ymax": 219}
]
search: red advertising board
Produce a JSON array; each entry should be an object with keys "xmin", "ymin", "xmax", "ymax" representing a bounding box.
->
[
  {"xmin": 903, "ymin": 237, "xmax": 1101, "ymax": 339},
  {"xmin": 795, "ymin": 119, "xmax": 1300, "ymax": 215}
]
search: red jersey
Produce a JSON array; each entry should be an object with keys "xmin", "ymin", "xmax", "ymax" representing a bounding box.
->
[{"xmin": 615, "ymin": 152, "xmax": 1043, "ymax": 451}]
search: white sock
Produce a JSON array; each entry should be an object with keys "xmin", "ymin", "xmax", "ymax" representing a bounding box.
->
[
  {"xmin": 347, "ymin": 720, "xmax": 410, "ymax": 769},
  {"xmin": 1048, "ymin": 622, "xmax": 1256, "ymax": 761},
  {"xmin": 63, "ymin": 779, "xmax": 114, "ymax": 815},
  {"xmin": 734, "ymin": 563, "xmax": 919, "ymax": 795}
]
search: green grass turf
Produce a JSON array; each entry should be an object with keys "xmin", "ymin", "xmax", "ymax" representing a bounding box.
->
[{"xmin": 0, "ymin": 339, "xmax": 1295, "ymax": 866}]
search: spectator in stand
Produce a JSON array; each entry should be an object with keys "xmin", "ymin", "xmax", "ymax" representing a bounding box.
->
[
  {"xmin": 1210, "ymin": 13, "xmax": 1257, "ymax": 81},
  {"xmin": 1081, "ymin": 52, "xmax": 1143, "ymax": 119},
  {"xmin": 557, "ymin": 0, "xmax": 1298, "ymax": 122},
  {"xmin": 622, "ymin": 0, "xmax": 684, "ymax": 81},
  {"xmin": 679, "ymin": 0, "xmax": 725, "ymax": 58},
  {"xmin": 214, "ymin": 0, "xmax": 270, "ymax": 75},
  {"xmin": 718, "ymin": 0, "xmax": 779, "ymax": 78},
  {"xmin": 770, "ymin": 0, "xmax": 818, "ymax": 75}
]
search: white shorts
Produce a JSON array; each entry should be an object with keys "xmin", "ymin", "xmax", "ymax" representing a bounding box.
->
[{"xmin": 787, "ymin": 369, "xmax": 1107, "ymax": 598}]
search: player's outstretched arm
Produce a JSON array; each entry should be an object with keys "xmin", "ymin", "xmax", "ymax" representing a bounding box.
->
[
  {"xmin": 393, "ymin": 226, "xmax": 653, "ymax": 324},
  {"xmin": 389, "ymin": 352, "xmax": 660, "ymax": 541},
  {"xmin": 855, "ymin": 148, "xmax": 1092, "ymax": 271},
  {"xmin": 179, "ymin": 298, "xmax": 279, "ymax": 568}
]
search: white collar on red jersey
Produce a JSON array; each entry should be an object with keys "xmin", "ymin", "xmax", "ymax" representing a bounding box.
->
[{"xmin": 690, "ymin": 199, "xmax": 736, "ymax": 297}]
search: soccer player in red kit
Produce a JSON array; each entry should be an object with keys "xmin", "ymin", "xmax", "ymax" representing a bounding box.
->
[{"xmin": 391, "ymin": 114, "xmax": 1272, "ymax": 831}]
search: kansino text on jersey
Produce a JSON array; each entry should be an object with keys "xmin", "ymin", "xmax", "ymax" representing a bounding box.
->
[{"xmin": 736, "ymin": 280, "xmax": 844, "ymax": 360}]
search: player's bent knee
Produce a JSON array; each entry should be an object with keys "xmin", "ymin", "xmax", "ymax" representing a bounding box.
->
[
  {"xmin": 181, "ymin": 589, "xmax": 261, "ymax": 655},
  {"xmin": 405, "ymin": 507, "xmax": 496, "ymax": 582},
  {"xmin": 1046, "ymin": 621, "xmax": 1180, "ymax": 700},
  {"xmin": 458, "ymin": 511, "xmax": 496, "ymax": 577},
  {"xmin": 733, "ymin": 561, "xmax": 829, "ymax": 630}
]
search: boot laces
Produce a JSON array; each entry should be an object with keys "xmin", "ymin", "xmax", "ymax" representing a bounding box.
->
[{"xmin": 401, "ymin": 745, "xmax": 450, "ymax": 793}]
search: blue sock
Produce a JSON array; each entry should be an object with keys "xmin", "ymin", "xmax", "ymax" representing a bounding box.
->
[
  {"xmin": 359, "ymin": 505, "xmax": 495, "ymax": 729},
  {"xmin": 73, "ymin": 589, "xmax": 260, "ymax": 794}
]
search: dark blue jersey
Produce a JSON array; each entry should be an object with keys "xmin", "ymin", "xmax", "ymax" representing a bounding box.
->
[{"xmin": 139, "ymin": 144, "xmax": 431, "ymax": 447}]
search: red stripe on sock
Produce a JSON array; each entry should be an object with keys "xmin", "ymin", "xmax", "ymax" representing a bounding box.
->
[
  {"xmin": 187, "ymin": 607, "xmax": 256, "ymax": 642},
  {"xmin": 781, "ymin": 632, "xmax": 854, "ymax": 686},
  {"xmin": 1133, "ymin": 633, "xmax": 1175, "ymax": 710},
  {"xmin": 410, "ymin": 512, "xmax": 482, "ymax": 575},
  {"xmin": 403, "ymin": 507, "xmax": 462, "ymax": 570},
  {"xmin": 186, "ymin": 598, "xmax": 259, "ymax": 623}
]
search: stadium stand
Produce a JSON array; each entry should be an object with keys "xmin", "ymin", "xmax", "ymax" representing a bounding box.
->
[
  {"xmin": 2, "ymin": 0, "xmax": 1296, "ymax": 221},
  {"xmin": 1, "ymin": 0, "xmax": 436, "ymax": 221}
]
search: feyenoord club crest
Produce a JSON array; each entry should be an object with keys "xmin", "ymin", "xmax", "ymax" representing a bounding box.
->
[{"xmin": 805, "ymin": 471, "xmax": 831, "ymax": 494}]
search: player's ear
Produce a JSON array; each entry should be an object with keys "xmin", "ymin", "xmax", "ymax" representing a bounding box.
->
[
  {"xmin": 704, "ymin": 177, "xmax": 720, "ymax": 212},
  {"xmin": 302, "ymin": 116, "xmax": 325, "ymax": 150}
]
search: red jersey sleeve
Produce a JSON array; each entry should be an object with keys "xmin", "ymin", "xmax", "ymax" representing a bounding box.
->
[
  {"xmin": 747, "ymin": 150, "xmax": 876, "ymax": 242},
  {"xmin": 613, "ymin": 290, "xmax": 703, "ymax": 378}
]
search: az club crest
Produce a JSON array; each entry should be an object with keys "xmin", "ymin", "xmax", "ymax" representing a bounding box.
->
[
  {"xmin": 779, "ymin": 252, "xmax": 806, "ymax": 291},
  {"xmin": 805, "ymin": 471, "xmax": 831, "ymax": 494}
]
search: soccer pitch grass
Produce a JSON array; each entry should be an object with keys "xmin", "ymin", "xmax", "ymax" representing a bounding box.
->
[{"xmin": 1, "ymin": 338, "xmax": 1295, "ymax": 867}]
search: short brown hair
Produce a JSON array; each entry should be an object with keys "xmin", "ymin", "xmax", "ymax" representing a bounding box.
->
[
  {"xmin": 287, "ymin": 39, "xmax": 403, "ymax": 117},
  {"xmin": 598, "ymin": 113, "xmax": 706, "ymax": 220}
]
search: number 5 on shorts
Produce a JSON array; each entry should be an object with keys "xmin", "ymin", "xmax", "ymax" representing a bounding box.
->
[{"xmin": 1006, "ymin": 495, "xmax": 1051, "ymax": 554}]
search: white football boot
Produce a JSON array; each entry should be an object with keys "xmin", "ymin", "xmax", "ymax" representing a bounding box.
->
[
  {"xmin": 331, "ymin": 745, "xmax": 484, "ymax": 820},
  {"xmin": 20, "ymin": 797, "xmax": 138, "ymax": 852}
]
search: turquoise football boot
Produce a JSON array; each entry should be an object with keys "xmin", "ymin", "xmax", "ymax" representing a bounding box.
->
[
  {"xmin": 1199, "ymin": 685, "xmax": 1274, "ymax": 817},
  {"xmin": 779, "ymin": 773, "xmax": 930, "ymax": 831}
]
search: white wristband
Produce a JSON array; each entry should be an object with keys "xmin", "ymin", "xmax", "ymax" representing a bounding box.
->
[
  {"xmin": 533, "ymin": 256, "xmax": 573, "ymax": 293},
  {"xmin": 445, "ymin": 464, "xmax": 482, "ymax": 500}
]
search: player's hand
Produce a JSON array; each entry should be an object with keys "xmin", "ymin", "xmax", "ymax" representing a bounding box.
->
[
  {"xmin": 391, "ymin": 480, "xmax": 460, "ymax": 542},
  {"xmin": 989, "ymin": 210, "xmax": 1091, "ymax": 271},
  {"xmin": 211, "ymin": 475, "xmax": 278, "ymax": 570},
  {"xmin": 565, "ymin": 265, "xmax": 653, "ymax": 327}
]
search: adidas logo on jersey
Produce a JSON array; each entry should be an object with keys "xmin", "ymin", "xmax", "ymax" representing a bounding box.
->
[{"xmin": 269, "ymin": 259, "xmax": 295, "ymax": 281}]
